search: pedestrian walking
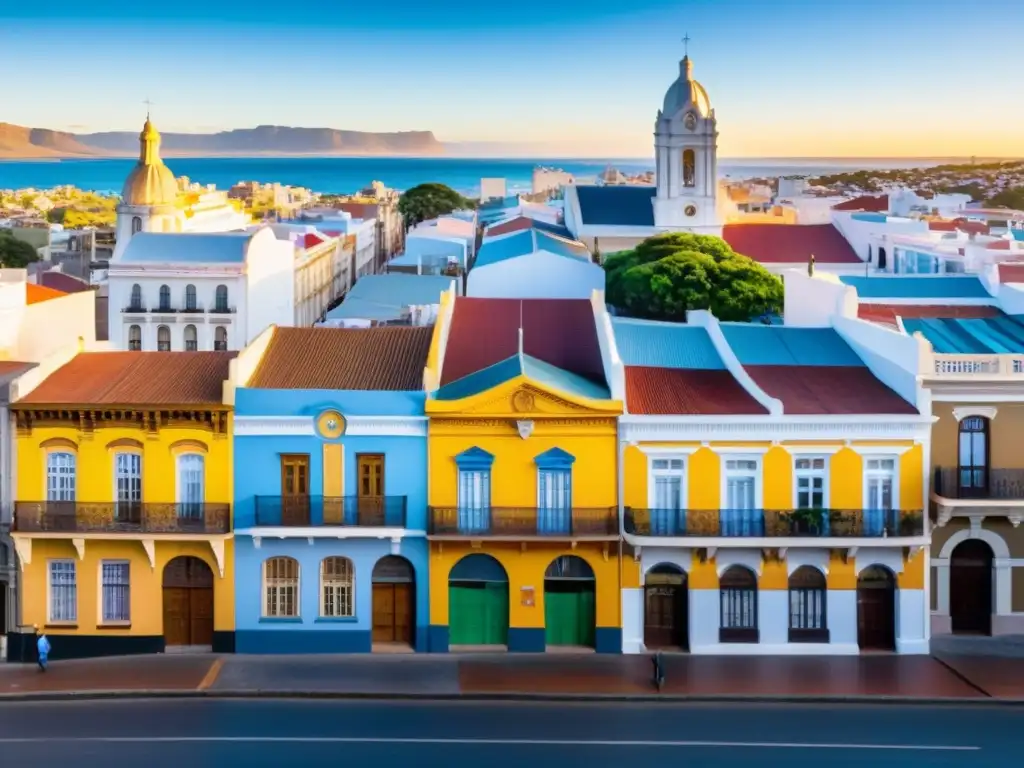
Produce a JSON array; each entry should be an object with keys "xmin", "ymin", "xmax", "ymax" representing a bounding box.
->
[{"xmin": 35, "ymin": 626, "xmax": 50, "ymax": 672}]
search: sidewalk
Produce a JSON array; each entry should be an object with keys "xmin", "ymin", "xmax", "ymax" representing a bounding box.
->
[{"xmin": 2, "ymin": 652, "xmax": 1023, "ymax": 702}]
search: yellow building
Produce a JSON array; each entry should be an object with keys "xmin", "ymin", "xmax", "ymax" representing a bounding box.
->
[
  {"xmin": 8, "ymin": 350, "xmax": 236, "ymax": 659},
  {"xmin": 425, "ymin": 295, "xmax": 630, "ymax": 652},
  {"xmin": 611, "ymin": 315, "xmax": 933, "ymax": 655}
]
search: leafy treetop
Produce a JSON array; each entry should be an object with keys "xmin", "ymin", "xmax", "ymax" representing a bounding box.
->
[
  {"xmin": 396, "ymin": 183, "xmax": 474, "ymax": 228},
  {"xmin": 0, "ymin": 230, "xmax": 40, "ymax": 269},
  {"xmin": 604, "ymin": 232, "xmax": 784, "ymax": 323}
]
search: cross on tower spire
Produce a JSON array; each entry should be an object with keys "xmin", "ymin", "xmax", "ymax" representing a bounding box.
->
[
  {"xmin": 143, "ymin": 98, "xmax": 153, "ymax": 120},
  {"xmin": 682, "ymin": 33, "xmax": 691, "ymax": 56}
]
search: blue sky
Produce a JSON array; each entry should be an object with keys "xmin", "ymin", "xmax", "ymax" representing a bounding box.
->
[{"xmin": 1, "ymin": 1, "xmax": 1020, "ymax": 157}]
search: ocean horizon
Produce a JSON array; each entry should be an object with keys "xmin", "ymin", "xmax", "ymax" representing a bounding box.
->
[{"xmin": 0, "ymin": 156, "xmax": 951, "ymax": 198}]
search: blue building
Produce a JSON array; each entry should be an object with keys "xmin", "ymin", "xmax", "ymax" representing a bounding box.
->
[{"xmin": 232, "ymin": 324, "xmax": 434, "ymax": 653}]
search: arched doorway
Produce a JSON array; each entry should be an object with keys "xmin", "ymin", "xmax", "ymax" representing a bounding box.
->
[
  {"xmin": 543, "ymin": 555, "xmax": 595, "ymax": 648},
  {"xmin": 448, "ymin": 554, "xmax": 509, "ymax": 648},
  {"xmin": 857, "ymin": 565, "xmax": 896, "ymax": 651},
  {"xmin": 950, "ymin": 539, "xmax": 993, "ymax": 635},
  {"xmin": 788, "ymin": 566, "xmax": 828, "ymax": 642},
  {"xmin": 644, "ymin": 564, "xmax": 688, "ymax": 650},
  {"xmin": 719, "ymin": 565, "xmax": 758, "ymax": 643},
  {"xmin": 162, "ymin": 556, "xmax": 214, "ymax": 649},
  {"xmin": 371, "ymin": 555, "xmax": 415, "ymax": 647}
]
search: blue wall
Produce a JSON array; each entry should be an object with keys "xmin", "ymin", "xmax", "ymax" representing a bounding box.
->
[{"xmin": 234, "ymin": 536, "xmax": 430, "ymax": 653}]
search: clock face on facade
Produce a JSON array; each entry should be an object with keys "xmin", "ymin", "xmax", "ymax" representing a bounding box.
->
[
  {"xmin": 684, "ymin": 205, "xmax": 697, "ymax": 217},
  {"xmin": 684, "ymin": 112, "xmax": 697, "ymax": 130}
]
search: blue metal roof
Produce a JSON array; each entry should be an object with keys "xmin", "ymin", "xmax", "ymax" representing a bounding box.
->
[
  {"xmin": 1014, "ymin": 229, "xmax": 1024, "ymax": 242},
  {"xmin": 473, "ymin": 230, "xmax": 589, "ymax": 269},
  {"xmin": 611, "ymin": 318, "xmax": 725, "ymax": 370},
  {"xmin": 326, "ymin": 274, "xmax": 455, "ymax": 322},
  {"xmin": 120, "ymin": 231, "xmax": 254, "ymax": 264},
  {"xmin": 839, "ymin": 275, "xmax": 992, "ymax": 299},
  {"xmin": 902, "ymin": 316, "xmax": 1024, "ymax": 354},
  {"xmin": 575, "ymin": 185, "xmax": 656, "ymax": 227},
  {"xmin": 719, "ymin": 324, "xmax": 865, "ymax": 366},
  {"xmin": 434, "ymin": 353, "xmax": 609, "ymax": 401}
]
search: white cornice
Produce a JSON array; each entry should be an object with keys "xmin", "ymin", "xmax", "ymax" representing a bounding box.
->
[
  {"xmin": 620, "ymin": 415, "xmax": 933, "ymax": 443},
  {"xmin": 233, "ymin": 414, "xmax": 426, "ymax": 437}
]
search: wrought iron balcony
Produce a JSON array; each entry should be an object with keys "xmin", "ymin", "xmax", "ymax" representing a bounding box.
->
[
  {"xmin": 428, "ymin": 506, "xmax": 618, "ymax": 538},
  {"xmin": 121, "ymin": 304, "xmax": 146, "ymax": 313},
  {"xmin": 13, "ymin": 502, "xmax": 231, "ymax": 534},
  {"xmin": 933, "ymin": 466, "xmax": 1024, "ymax": 501},
  {"xmin": 624, "ymin": 507, "xmax": 925, "ymax": 538},
  {"xmin": 208, "ymin": 305, "xmax": 236, "ymax": 314},
  {"xmin": 252, "ymin": 495, "xmax": 407, "ymax": 528}
]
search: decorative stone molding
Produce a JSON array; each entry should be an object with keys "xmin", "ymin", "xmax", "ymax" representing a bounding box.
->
[
  {"xmin": 233, "ymin": 416, "xmax": 314, "ymax": 437},
  {"xmin": 619, "ymin": 417, "xmax": 932, "ymax": 443},
  {"xmin": 952, "ymin": 406, "xmax": 998, "ymax": 422},
  {"xmin": 234, "ymin": 415, "xmax": 426, "ymax": 438}
]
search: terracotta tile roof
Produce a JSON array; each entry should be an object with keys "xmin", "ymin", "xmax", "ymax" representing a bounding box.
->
[
  {"xmin": 17, "ymin": 352, "xmax": 236, "ymax": 406},
  {"xmin": 857, "ymin": 303, "xmax": 1002, "ymax": 328},
  {"xmin": 745, "ymin": 365, "xmax": 917, "ymax": 415},
  {"xmin": 832, "ymin": 195, "xmax": 889, "ymax": 213},
  {"xmin": 625, "ymin": 367, "xmax": 767, "ymax": 415},
  {"xmin": 928, "ymin": 220, "xmax": 958, "ymax": 232},
  {"xmin": 721, "ymin": 223, "xmax": 861, "ymax": 264},
  {"xmin": 485, "ymin": 216, "xmax": 573, "ymax": 240},
  {"xmin": 998, "ymin": 263, "xmax": 1024, "ymax": 283},
  {"xmin": 440, "ymin": 297, "xmax": 605, "ymax": 386},
  {"xmin": 25, "ymin": 283, "xmax": 67, "ymax": 304},
  {"xmin": 248, "ymin": 326, "xmax": 432, "ymax": 390},
  {"xmin": 953, "ymin": 218, "xmax": 989, "ymax": 236}
]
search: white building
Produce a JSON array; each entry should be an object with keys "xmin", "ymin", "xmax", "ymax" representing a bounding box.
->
[
  {"xmin": 467, "ymin": 228, "xmax": 603, "ymax": 299},
  {"xmin": 108, "ymin": 228, "xmax": 295, "ymax": 352}
]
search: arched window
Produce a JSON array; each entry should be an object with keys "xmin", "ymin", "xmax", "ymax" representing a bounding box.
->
[
  {"xmin": 131, "ymin": 216, "xmax": 142, "ymax": 235},
  {"xmin": 157, "ymin": 325, "xmax": 171, "ymax": 352},
  {"xmin": 176, "ymin": 454, "xmax": 204, "ymax": 519},
  {"xmin": 214, "ymin": 326, "xmax": 228, "ymax": 351},
  {"xmin": 719, "ymin": 565, "xmax": 758, "ymax": 643},
  {"xmin": 682, "ymin": 149, "xmax": 696, "ymax": 188},
  {"xmin": 263, "ymin": 557, "xmax": 300, "ymax": 617},
  {"xmin": 158, "ymin": 284, "xmax": 171, "ymax": 311},
  {"xmin": 185, "ymin": 284, "xmax": 197, "ymax": 311},
  {"xmin": 129, "ymin": 283, "xmax": 142, "ymax": 311},
  {"xmin": 128, "ymin": 324, "xmax": 142, "ymax": 351},
  {"xmin": 958, "ymin": 416, "xmax": 989, "ymax": 498},
  {"xmin": 184, "ymin": 324, "xmax": 198, "ymax": 351},
  {"xmin": 214, "ymin": 285, "xmax": 228, "ymax": 312},
  {"xmin": 788, "ymin": 566, "xmax": 828, "ymax": 642},
  {"xmin": 45, "ymin": 451, "xmax": 76, "ymax": 502},
  {"xmin": 320, "ymin": 557, "xmax": 355, "ymax": 617}
]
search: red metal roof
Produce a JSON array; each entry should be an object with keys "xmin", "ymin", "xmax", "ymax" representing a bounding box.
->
[
  {"xmin": 722, "ymin": 223, "xmax": 861, "ymax": 264},
  {"xmin": 998, "ymin": 263, "xmax": 1024, "ymax": 283},
  {"xmin": 832, "ymin": 195, "xmax": 889, "ymax": 213},
  {"xmin": 928, "ymin": 220, "xmax": 958, "ymax": 232},
  {"xmin": 302, "ymin": 233, "xmax": 325, "ymax": 249},
  {"xmin": 953, "ymin": 218, "xmax": 989, "ymax": 236},
  {"xmin": 440, "ymin": 297, "xmax": 605, "ymax": 386},
  {"xmin": 625, "ymin": 367, "xmax": 767, "ymax": 415},
  {"xmin": 857, "ymin": 304, "xmax": 1002, "ymax": 327},
  {"xmin": 987, "ymin": 240, "xmax": 1012, "ymax": 250},
  {"xmin": 745, "ymin": 365, "xmax": 918, "ymax": 415},
  {"xmin": 486, "ymin": 216, "xmax": 533, "ymax": 237}
]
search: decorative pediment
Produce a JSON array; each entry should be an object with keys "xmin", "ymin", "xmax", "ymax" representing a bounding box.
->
[{"xmin": 458, "ymin": 381, "xmax": 610, "ymax": 417}]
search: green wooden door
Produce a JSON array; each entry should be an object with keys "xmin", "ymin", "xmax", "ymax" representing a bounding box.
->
[
  {"xmin": 544, "ymin": 586, "xmax": 596, "ymax": 647},
  {"xmin": 449, "ymin": 583, "xmax": 508, "ymax": 645}
]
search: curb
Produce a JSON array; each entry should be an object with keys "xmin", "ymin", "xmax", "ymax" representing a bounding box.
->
[{"xmin": 2, "ymin": 689, "xmax": 1023, "ymax": 706}]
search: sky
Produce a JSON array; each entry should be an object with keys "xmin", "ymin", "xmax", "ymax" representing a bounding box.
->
[{"xmin": 1, "ymin": 0, "xmax": 1020, "ymax": 158}]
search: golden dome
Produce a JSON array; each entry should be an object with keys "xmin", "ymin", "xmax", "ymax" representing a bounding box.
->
[
  {"xmin": 662, "ymin": 56, "xmax": 712, "ymax": 118},
  {"xmin": 121, "ymin": 117, "xmax": 179, "ymax": 207}
]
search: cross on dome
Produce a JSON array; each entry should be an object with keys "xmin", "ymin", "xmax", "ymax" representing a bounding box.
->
[{"xmin": 682, "ymin": 33, "xmax": 691, "ymax": 56}]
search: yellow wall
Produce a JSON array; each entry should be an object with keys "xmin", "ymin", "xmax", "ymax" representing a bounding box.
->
[
  {"xmin": 429, "ymin": 542, "xmax": 620, "ymax": 628},
  {"xmin": 624, "ymin": 442, "xmax": 924, "ymax": 511},
  {"xmin": 16, "ymin": 421, "xmax": 233, "ymax": 504},
  {"xmin": 19, "ymin": 538, "xmax": 235, "ymax": 635}
]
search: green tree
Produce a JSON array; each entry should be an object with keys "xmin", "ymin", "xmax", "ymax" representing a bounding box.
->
[
  {"xmin": 604, "ymin": 232, "xmax": 783, "ymax": 322},
  {"xmin": 0, "ymin": 230, "xmax": 40, "ymax": 268},
  {"xmin": 397, "ymin": 183, "xmax": 472, "ymax": 228},
  {"xmin": 987, "ymin": 187, "xmax": 1024, "ymax": 210}
]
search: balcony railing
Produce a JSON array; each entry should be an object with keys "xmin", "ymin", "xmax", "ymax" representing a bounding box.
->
[
  {"xmin": 252, "ymin": 495, "xmax": 407, "ymax": 527},
  {"xmin": 931, "ymin": 353, "xmax": 1024, "ymax": 377},
  {"xmin": 13, "ymin": 502, "xmax": 231, "ymax": 534},
  {"xmin": 428, "ymin": 506, "xmax": 618, "ymax": 537},
  {"xmin": 933, "ymin": 467, "xmax": 1024, "ymax": 501},
  {"xmin": 624, "ymin": 508, "xmax": 925, "ymax": 538},
  {"xmin": 122, "ymin": 304, "xmax": 146, "ymax": 313},
  {"xmin": 209, "ymin": 306, "xmax": 236, "ymax": 314}
]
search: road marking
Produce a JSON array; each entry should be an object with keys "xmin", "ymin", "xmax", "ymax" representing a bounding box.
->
[
  {"xmin": 0, "ymin": 737, "xmax": 980, "ymax": 751},
  {"xmin": 197, "ymin": 659, "xmax": 224, "ymax": 691}
]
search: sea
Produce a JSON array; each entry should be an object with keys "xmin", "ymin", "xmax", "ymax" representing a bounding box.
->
[{"xmin": 0, "ymin": 156, "xmax": 937, "ymax": 197}]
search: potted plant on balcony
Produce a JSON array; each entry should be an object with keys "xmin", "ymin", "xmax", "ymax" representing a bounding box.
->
[{"xmin": 786, "ymin": 507, "xmax": 827, "ymax": 536}]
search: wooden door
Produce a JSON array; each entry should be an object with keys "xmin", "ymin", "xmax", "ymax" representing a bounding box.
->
[
  {"xmin": 857, "ymin": 568, "xmax": 895, "ymax": 651},
  {"xmin": 163, "ymin": 557, "xmax": 215, "ymax": 647},
  {"xmin": 372, "ymin": 583, "xmax": 396, "ymax": 642},
  {"xmin": 281, "ymin": 455, "xmax": 310, "ymax": 526},
  {"xmin": 950, "ymin": 540, "xmax": 993, "ymax": 635},
  {"xmin": 393, "ymin": 583, "xmax": 413, "ymax": 644},
  {"xmin": 357, "ymin": 454, "xmax": 384, "ymax": 525},
  {"xmin": 644, "ymin": 585, "xmax": 688, "ymax": 649},
  {"xmin": 190, "ymin": 589, "xmax": 215, "ymax": 646},
  {"xmin": 162, "ymin": 587, "xmax": 191, "ymax": 646}
]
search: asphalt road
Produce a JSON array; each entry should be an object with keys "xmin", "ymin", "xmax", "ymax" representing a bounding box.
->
[{"xmin": 0, "ymin": 698, "xmax": 1018, "ymax": 767}]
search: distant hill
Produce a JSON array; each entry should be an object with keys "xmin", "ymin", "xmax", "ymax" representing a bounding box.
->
[{"xmin": 0, "ymin": 123, "xmax": 444, "ymax": 159}]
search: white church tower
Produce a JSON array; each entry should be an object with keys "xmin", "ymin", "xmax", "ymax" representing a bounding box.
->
[
  {"xmin": 652, "ymin": 46, "xmax": 722, "ymax": 236},
  {"xmin": 112, "ymin": 115, "xmax": 183, "ymax": 260}
]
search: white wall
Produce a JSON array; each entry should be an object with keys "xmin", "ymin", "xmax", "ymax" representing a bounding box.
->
[
  {"xmin": 783, "ymin": 270, "xmax": 856, "ymax": 327},
  {"xmin": 832, "ymin": 314, "xmax": 928, "ymax": 409},
  {"xmin": 831, "ymin": 212, "xmax": 928, "ymax": 267},
  {"xmin": 466, "ymin": 251, "xmax": 605, "ymax": 299},
  {"xmin": 403, "ymin": 235, "xmax": 467, "ymax": 267},
  {"xmin": 245, "ymin": 232, "xmax": 296, "ymax": 344}
]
